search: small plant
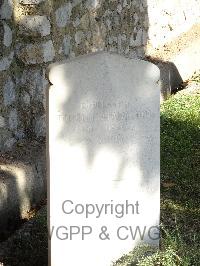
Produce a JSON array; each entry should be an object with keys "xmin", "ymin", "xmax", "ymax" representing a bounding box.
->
[
  {"xmin": 113, "ymin": 245, "xmax": 158, "ymax": 266},
  {"xmin": 137, "ymin": 246, "xmax": 181, "ymax": 266},
  {"xmin": 190, "ymin": 71, "xmax": 200, "ymax": 83}
]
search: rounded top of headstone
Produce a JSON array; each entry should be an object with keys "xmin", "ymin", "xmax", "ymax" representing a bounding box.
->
[{"xmin": 48, "ymin": 52, "xmax": 160, "ymax": 87}]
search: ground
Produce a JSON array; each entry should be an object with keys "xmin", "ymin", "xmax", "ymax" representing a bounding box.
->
[{"xmin": 0, "ymin": 77, "xmax": 199, "ymax": 266}]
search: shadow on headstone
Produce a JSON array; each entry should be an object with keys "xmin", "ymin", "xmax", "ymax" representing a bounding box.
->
[
  {"xmin": 0, "ymin": 169, "xmax": 21, "ymax": 241},
  {"xmin": 48, "ymin": 52, "xmax": 160, "ymax": 266}
]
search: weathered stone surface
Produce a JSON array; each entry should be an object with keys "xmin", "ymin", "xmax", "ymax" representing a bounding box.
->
[
  {"xmin": 18, "ymin": 15, "xmax": 51, "ymax": 37},
  {"xmin": 35, "ymin": 115, "xmax": 45, "ymax": 137},
  {"xmin": 42, "ymin": 40, "xmax": 55, "ymax": 63},
  {"xmin": 22, "ymin": 92, "xmax": 30, "ymax": 105},
  {"xmin": 3, "ymin": 22, "xmax": 12, "ymax": 47},
  {"xmin": 55, "ymin": 3, "xmax": 72, "ymax": 28},
  {"xmin": 71, "ymin": 0, "xmax": 82, "ymax": 8},
  {"xmin": 0, "ymin": 0, "xmax": 13, "ymax": 20},
  {"xmin": 18, "ymin": 0, "xmax": 46, "ymax": 4},
  {"xmin": 19, "ymin": 68, "xmax": 47, "ymax": 101},
  {"xmin": 117, "ymin": 3, "xmax": 123, "ymax": 14},
  {"xmin": 0, "ymin": 52, "xmax": 14, "ymax": 71},
  {"xmin": 85, "ymin": 0, "xmax": 100, "ymax": 10},
  {"xmin": 8, "ymin": 109, "xmax": 18, "ymax": 130},
  {"xmin": 14, "ymin": 129, "xmax": 25, "ymax": 139},
  {"xmin": 16, "ymin": 43, "xmax": 41, "ymax": 64},
  {"xmin": 49, "ymin": 52, "xmax": 160, "ymax": 266},
  {"xmin": 0, "ymin": 128, "xmax": 12, "ymax": 150},
  {"xmin": 75, "ymin": 30, "xmax": 84, "ymax": 45},
  {"xmin": 0, "ymin": 116, "xmax": 5, "ymax": 128},
  {"xmin": 4, "ymin": 137, "xmax": 16, "ymax": 149},
  {"xmin": 72, "ymin": 17, "xmax": 80, "ymax": 27},
  {"xmin": 16, "ymin": 41, "xmax": 55, "ymax": 65},
  {"xmin": 62, "ymin": 35, "xmax": 71, "ymax": 56},
  {"xmin": 3, "ymin": 76, "xmax": 15, "ymax": 106},
  {"xmin": 80, "ymin": 13, "xmax": 90, "ymax": 30},
  {"xmin": 130, "ymin": 29, "xmax": 143, "ymax": 47}
]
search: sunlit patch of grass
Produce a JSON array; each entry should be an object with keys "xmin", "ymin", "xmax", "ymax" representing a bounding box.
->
[{"xmin": 160, "ymin": 90, "xmax": 200, "ymax": 265}]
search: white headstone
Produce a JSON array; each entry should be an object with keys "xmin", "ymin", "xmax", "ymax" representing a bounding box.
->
[{"xmin": 48, "ymin": 52, "xmax": 160, "ymax": 266}]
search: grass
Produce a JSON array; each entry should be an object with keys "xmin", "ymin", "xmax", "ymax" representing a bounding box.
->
[
  {"xmin": 159, "ymin": 90, "xmax": 200, "ymax": 265},
  {"xmin": 114, "ymin": 88, "xmax": 200, "ymax": 265},
  {"xmin": 0, "ymin": 86, "xmax": 199, "ymax": 266}
]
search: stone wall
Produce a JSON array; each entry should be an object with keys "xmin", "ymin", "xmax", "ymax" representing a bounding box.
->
[{"xmin": 0, "ymin": 0, "xmax": 200, "ymax": 151}]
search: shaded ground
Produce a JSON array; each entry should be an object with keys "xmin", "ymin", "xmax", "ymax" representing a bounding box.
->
[
  {"xmin": 0, "ymin": 207, "xmax": 48, "ymax": 266},
  {"xmin": 0, "ymin": 139, "xmax": 46, "ymax": 241}
]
